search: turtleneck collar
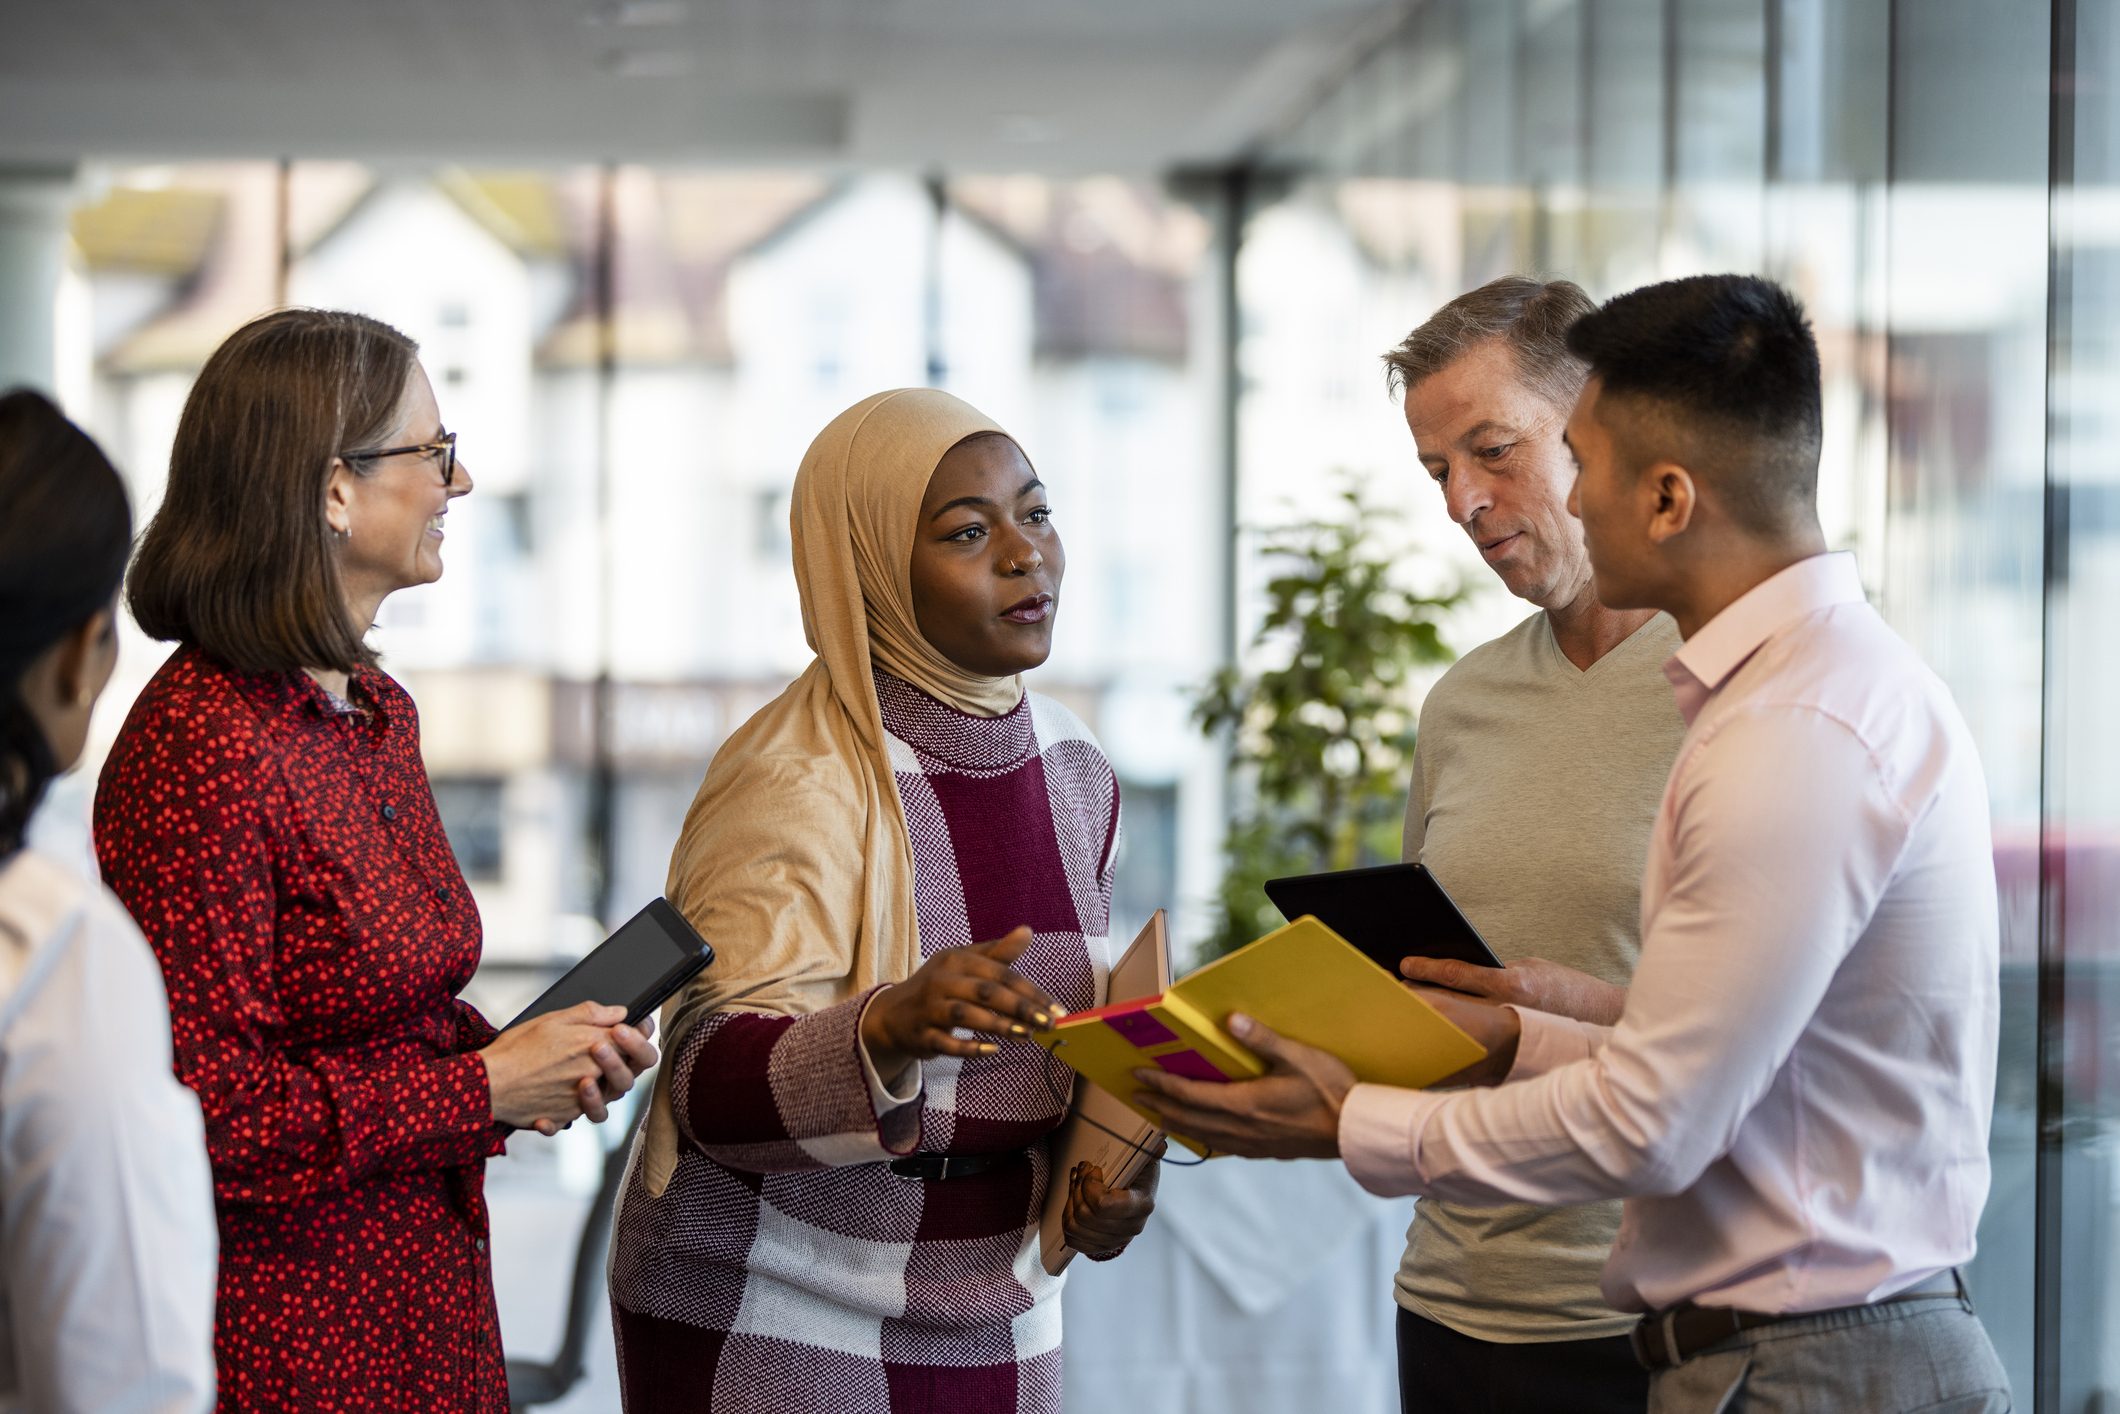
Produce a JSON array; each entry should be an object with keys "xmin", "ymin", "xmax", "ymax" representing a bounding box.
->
[{"xmin": 874, "ymin": 668, "xmax": 1033, "ymax": 773}]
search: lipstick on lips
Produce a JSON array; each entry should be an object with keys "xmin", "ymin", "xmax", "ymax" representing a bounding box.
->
[{"xmin": 1001, "ymin": 592, "xmax": 1054, "ymax": 625}]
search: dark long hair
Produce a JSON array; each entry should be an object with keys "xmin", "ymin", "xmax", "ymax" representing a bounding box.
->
[
  {"xmin": 0, "ymin": 389, "xmax": 134, "ymax": 859},
  {"xmin": 128, "ymin": 308, "xmax": 419, "ymax": 674}
]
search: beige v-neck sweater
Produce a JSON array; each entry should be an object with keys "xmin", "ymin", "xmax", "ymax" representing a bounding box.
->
[{"xmin": 1398, "ymin": 608, "xmax": 1685, "ymax": 1343}]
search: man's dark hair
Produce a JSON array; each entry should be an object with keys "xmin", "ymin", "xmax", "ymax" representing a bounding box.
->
[
  {"xmin": 1565, "ymin": 274, "xmax": 1822, "ymax": 535},
  {"xmin": 1383, "ymin": 276, "xmax": 1595, "ymax": 412}
]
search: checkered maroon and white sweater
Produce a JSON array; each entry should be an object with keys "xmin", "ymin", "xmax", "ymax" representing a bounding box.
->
[{"xmin": 608, "ymin": 672, "xmax": 1121, "ymax": 1413}]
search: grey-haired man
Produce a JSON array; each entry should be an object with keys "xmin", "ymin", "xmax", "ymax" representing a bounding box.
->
[{"xmin": 1379, "ymin": 276, "xmax": 1683, "ymax": 1414}]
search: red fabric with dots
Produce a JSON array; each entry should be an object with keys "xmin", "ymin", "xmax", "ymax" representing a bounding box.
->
[{"xmin": 96, "ymin": 646, "xmax": 509, "ymax": 1413}]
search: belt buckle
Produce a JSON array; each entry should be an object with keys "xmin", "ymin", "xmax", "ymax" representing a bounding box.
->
[
  {"xmin": 889, "ymin": 1152, "xmax": 957, "ymax": 1181},
  {"xmin": 1629, "ymin": 1313, "xmax": 1674, "ymax": 1372}
]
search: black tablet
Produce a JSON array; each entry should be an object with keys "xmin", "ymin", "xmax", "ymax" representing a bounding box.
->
[
  {"xmin": 506, "ymin": 897, "xmax": 715, "ymax": 1030},
  {"xmin": 1263, "ymin": 863, "xmax": 1503, "ymax": 974}
]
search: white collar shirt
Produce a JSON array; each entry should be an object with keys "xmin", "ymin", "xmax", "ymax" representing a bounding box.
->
[
  {"xmin": 0, "ymin": 839, "xmax": 218, "ymax": 1413},
  {"xmin": 1340, "ymin": 552, "xmax": 2002, "ymax": 1314}
]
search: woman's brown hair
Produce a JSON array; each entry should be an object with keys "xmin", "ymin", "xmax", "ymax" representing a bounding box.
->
[{"xmin": 129, "ymin": 308, "xmax": 419, "ymax": 674}]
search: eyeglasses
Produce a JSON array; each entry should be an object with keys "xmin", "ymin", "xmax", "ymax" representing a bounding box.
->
[{"xmin": 342, "ymin": 431, "xmax": 458, "ymax": 486}]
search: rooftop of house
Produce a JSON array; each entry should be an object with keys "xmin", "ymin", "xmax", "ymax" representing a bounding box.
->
[{"xmin": 78, "ymin": 166, "xmax": 1206, "ymax": 374}]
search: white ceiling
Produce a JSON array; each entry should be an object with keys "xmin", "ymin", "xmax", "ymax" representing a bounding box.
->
[{"xmin": 0, "ymin": 0, "xmax": 1403, "ymax": 174}]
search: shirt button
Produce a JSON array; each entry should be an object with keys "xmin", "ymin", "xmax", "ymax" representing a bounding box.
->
[
  {"xmin": 381, "ymin": 803, "xmax": 398, "ymax": 822},
  {"xmin": 474, "ymin": 1237, "xmax": 486, "ymax": 1253}
]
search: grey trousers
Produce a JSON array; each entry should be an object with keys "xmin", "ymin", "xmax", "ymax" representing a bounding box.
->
[{"xmin": 1646, "ymin": 1294, "xmax": 2011, "ymax": 1414}]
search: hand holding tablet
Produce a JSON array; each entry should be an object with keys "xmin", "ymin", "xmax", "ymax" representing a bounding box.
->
[{"xmin": 487, "ymin": 898, "xmax": 716, "ymax": 1135}]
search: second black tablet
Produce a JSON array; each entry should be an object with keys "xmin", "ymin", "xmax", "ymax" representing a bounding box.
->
[{"xmin": 1263, "ymin": 862, "xmax": 1503, "ymax": 974}]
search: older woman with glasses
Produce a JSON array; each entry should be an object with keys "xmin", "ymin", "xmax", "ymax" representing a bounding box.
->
[{"xmin": 96, "ymin": 308, "xmax": 658, "ymax": 1413}]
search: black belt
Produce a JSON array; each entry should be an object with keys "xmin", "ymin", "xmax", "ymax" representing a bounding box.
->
[
  {"xmin": 1630, "ymin": 1268, "xmax": 1968, "ymax": 1372},
  {"xmin": 887, "ymin": 1150, "xmax": 1026, "ymax": 1182}
]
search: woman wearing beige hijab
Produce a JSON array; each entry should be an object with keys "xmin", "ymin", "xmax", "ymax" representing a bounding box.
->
[{"xmin": 608, "ymin": 389, "xmax": 1156, "ymax": 1412}]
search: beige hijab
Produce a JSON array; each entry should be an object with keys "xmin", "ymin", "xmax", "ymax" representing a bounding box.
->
[{"xmin": 638, "ymin": 389, "xmax": 1027, "ymax": 1194}]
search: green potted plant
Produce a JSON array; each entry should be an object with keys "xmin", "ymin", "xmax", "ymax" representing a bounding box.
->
[{"xmin": 1192, "ymin": 478, "xmax": 1463, "ymax": 960}]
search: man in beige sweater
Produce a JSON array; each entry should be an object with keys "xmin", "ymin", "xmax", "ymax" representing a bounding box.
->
[{"xmin": 1380, "ymin": 277, "xmax": 1685, "ymax": 1413}]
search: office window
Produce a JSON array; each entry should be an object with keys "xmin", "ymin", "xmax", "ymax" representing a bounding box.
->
[
  {"xmin": 2045, "ymin": 0, "xmax": 2120, "ymax": 1401},
  {"xmin": 1239, "ymin": 3, "xmax": 2117, "ymax": 1401},
  {"xmin": 431, "ymin": 776, "xmax": 507, "ymax": 882}
]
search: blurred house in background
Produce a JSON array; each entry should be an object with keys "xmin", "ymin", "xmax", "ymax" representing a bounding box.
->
[{"xmin": 67, "ymin": 164, "xmax": 1235, "ymax": 980}]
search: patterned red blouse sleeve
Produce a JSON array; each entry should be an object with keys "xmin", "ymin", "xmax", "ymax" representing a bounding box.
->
[
  {"xmin": 96, "ymin": 657, "xmax": 503, "ymax": 1208},
  {"xmin": 453, "ymin": 997, "xmax": 502, "ymax": 1054}
]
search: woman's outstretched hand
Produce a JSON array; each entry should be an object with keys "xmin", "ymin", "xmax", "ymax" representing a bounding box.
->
[
  {"xmin": 479, "ymin": 1003, "xmax": 659, "ymax": 1136},
  {"xmin": 860, "ymin": 925, "xmax": 1062, "ymax": 1079}
]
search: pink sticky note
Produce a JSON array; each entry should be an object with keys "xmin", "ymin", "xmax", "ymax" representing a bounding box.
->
[
  {"xmin": 1102, "ymin": 1009, "xmax": 1179, "ymax": 1048},
  {"xmin": 1153, "ymin": 1049, "xmax": 1229, "ymax": 1083}
]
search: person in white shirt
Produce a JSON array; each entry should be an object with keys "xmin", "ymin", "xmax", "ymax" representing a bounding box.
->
[
  {"xmin": 1133, "ymin": 275, "xmax": 2010, "ymax": 1412},
  {"xmin": 0, "ymin": 388, "xmax": 218, "ymax": 1414}
]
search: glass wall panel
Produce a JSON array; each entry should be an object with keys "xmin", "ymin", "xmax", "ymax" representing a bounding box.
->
[
  {"xmin": 2048, "ymin": 0, "xmax": 2120, "ymax": 1403},
  {"xmin": 1584, "ymin": 0, "xmax": 1669, "ymax": 292},
  {"xmin": 1519, "ymin": 0, "xmax": 1589, "ymax": 273},
  {"xmin": 1241, "ymin": 2, "xmax": 2116, "ymax": 1404},
  {"xmin": 1668, "ymin": 0, "xmax": 1768, "ymax": 273},
  {"xmin": 52, "ymin": 161, "xmax": 286, "ymax": 847},
  {"xmin": 1764, "ymin": 0, "xmax": 1889, "ymax": 569},
  {"xmin": 1882, "ymin": 6, "xmax": 2051, "ymax": 1393},
  {"xmin": 53, "ymin": 161, "xmax": 1220, "ymax": 1410}
]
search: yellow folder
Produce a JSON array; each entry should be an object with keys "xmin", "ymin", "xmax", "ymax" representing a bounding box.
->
[{"xmin": 1033, "ymin": 915, "xmax": 1487, "ymax": 1156}]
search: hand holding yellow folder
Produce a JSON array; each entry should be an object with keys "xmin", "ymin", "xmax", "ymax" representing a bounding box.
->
[{"xmin": 1033, "ymin": 915, "xmax": 1487, "ymax": 1156}]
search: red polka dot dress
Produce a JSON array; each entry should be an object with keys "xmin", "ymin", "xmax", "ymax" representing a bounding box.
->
[{"xmin": 95, "ymin": 646, "xmax": 510, "ymax": 1413}]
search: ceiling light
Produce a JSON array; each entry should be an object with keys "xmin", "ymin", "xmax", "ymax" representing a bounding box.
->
[
  {"xmin": 583, "ymin": 2, "xmax": 690, "ymax": 26},
  {"xmin": 599, "ymin": 48, "xmax": 698, "ymax": 77},
  {"xmin": 999, "ymin": 114, "xmax": 1058, "ymax": 144}
]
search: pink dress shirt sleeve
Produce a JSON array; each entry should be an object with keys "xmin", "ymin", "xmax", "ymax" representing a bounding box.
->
[
  {"xmin": 1505, "ymin": 1008, "xmax": 1610, "ymax": 1076},
  {"xmin": 1340, "ymin": 703, "xmax": 1914, "ymax": 1206}
]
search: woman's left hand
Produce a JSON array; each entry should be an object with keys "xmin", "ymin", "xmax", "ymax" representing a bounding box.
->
[{"xmin": 1062, "ymin": 1151, "xmax": 1161, "ymax": 1259}]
